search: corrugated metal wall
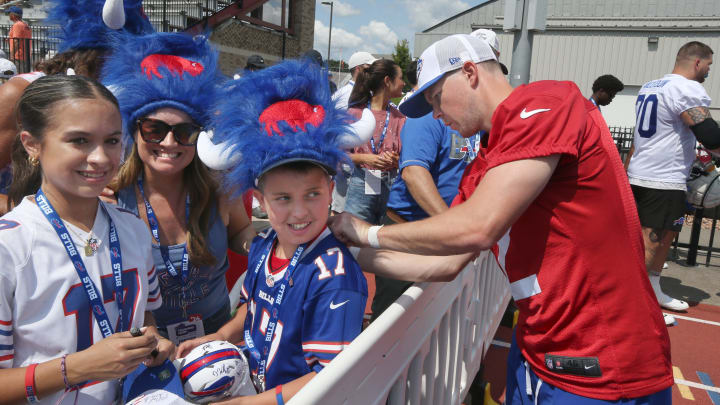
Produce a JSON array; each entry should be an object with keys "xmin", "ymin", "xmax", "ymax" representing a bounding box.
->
[{"xmin": 415, "ymin": 0, "xmax": 720, "ymax": 112}]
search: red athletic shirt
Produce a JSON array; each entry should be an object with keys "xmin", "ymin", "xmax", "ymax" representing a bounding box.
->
[{"xmin": 452, "ymin": 81, "xmax": 672, "ymax": 400}]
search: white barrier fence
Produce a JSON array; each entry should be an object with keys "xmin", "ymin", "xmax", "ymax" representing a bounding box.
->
[{"xmin": 289, "ymin": 250, "xmax": 511, "ymax": 405}]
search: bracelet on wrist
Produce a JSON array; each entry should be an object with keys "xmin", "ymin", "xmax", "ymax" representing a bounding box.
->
[{"xmin": 24, "ymin": 363, "xmax": 39, "ymax": 403}]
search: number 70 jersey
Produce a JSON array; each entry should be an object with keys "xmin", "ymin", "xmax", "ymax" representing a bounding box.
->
[{"xmin": 627, "ymin": 73, "xmax": 711, "ymax": 185}]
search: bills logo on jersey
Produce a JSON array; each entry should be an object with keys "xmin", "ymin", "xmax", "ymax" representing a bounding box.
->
[{"xmin": 93, "ymin": 304, "xmax": 106, "ymax": 317}]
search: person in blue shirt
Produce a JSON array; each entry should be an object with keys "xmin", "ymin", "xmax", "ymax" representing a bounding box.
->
[{"xmin": 373, "ymin": 112, "xmax": 478, "ymax": 319}]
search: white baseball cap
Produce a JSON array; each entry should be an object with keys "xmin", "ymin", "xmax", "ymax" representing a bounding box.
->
[
  {"xmin": 0, "ymin": 58, "xmax": 17, "ymax": 79},
  {"xmin": 470, "ymin": 28, "xmax": 508, "ymax": 75},
  {"xmin": 399, "ymin": 34, "xmax": 497, "ymax": 118},
  {"xmin": 470, "ymin": 29, "xmax": 499, "ymax": 53},
  {"xmin": 348, "ymin": 51, "xmax": 378, "ymax": 70}
]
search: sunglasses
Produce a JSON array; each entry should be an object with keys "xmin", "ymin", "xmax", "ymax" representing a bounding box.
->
[{"xmin": 137, "ymin": 117, "xmax": 202, "ymax": 146}]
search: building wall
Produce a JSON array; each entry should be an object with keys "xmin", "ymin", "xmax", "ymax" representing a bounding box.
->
[
  {"xmin": 414, "ymin": 0, "xmax": 720, "ymax": 126},
  {"xmin": 209, "ymin": 0, "xmax": 315, "ymax": 76}
]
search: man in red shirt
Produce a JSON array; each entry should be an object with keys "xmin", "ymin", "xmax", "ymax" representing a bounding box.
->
[
  {"xmin": 329, "ymin": 34, "xmax": 672, "ymax": 404},
  {"xmin": 6, "ymin": 7, "xmax": 31, "ymax": 70}
]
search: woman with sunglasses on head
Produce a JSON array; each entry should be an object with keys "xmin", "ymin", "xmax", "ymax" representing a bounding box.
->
[
  {"xmin": 104, "ymin": 32, "xmax": 256, "ymax": 345},
  {"xmin": 0, "ymin": 74, "xmax": 169, "ymax": 405}
]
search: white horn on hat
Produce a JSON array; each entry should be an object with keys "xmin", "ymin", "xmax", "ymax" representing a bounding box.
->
[
  {"xmin": 338, "ymin": 108, "xmax": 376, "ymax": 148},
  {"xmin": 102, "ymin": 0, "xmax": 126, "ymax": 30},
  {"xmin": 197, "ymin": 130, "xmax": 241, "ymax": 171}
]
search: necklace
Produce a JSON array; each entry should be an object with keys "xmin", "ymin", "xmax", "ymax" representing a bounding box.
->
[{"xmin": 66, "ymin": 224, "xmax": 101, "ymax": 257}]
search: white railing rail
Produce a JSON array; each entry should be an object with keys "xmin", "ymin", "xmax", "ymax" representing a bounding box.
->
[{"xmin": 289, "ymin": 250, "xmax": 511, "ymax": 405}]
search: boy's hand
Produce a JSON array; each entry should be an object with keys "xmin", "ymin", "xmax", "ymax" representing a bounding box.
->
[
  {"xmin": 328, "ymin": 213, "xmax": 371, "ymax": 248},
  {"xmin": 176, "ymin": 333, "xmax": 224, "ymax": 358}
]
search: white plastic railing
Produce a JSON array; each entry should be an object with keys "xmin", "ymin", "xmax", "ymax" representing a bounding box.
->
[{"xmin": 289, "ymin": 250, "xmax": 511, "ymax": 405}]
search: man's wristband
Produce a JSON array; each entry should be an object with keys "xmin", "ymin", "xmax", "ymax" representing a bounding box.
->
[
  {"xmin": 367, "ymin": 225, "xmax": 383, "ymax": 249},
  {"xmin": 24, "ymin": 363, "xmax": 39, "ymax": 403}
]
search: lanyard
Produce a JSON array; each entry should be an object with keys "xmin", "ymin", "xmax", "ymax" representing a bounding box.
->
[
  {"xmin": 368, "ymin": 104, "xmax": 391, "ymax": 154},
  {"xmin": 35, "ymin": 190, "xmax": 125, "ymax": 338},
  {"xmin": 589, "ymin": 97, "xmax": 598, "ymax": 107},
  {"xmin": 244, "ymin": 231, "xmax": 306, "ymax": 391},
  {"xmin": 137, "ymin": 178, "xmax": 191, "ymax": 285}
]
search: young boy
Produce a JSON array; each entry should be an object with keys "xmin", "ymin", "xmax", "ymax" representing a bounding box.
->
[{"xmin": 179, "ymin": 60, "xmax": 375, "ymax": 403}]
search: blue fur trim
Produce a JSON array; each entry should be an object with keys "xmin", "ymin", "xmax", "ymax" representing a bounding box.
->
[
  {"xmin": 45, "ymin": 0, "xmax": 154, "ymax": 52},
  {"xmin": 101, "ymin": 32, "xmax": 223, "ymax": 143},
  {"xmin": 212, "ymin": 60, "xmax": 353, "ymax": 193}
]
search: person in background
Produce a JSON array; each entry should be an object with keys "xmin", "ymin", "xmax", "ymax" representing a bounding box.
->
[
  {"xmin": 333, "ymin": 51, "xmax": 378, "ymax": 111},
  {"xmin": 397, "ymin": 60, "xmax": 418, "ymax": 106},
  {"xmin": 6, "ymin": 6, "xmax": 31, "ymax": 71},
  {"xmin": 330, "ymin": 50, "xmax": 379, "ymax": 215},
  {"xmin": 344, "ymin": 59, "xmax": 405, "ymax": 225},
  {"xmin": 589, "ymin": 74, "xmax": 624, "ymax": 110},
  {"xmin": 627, "ymin": 42, "xmax": 718, "ymax": 325},
  {"xmin": 302, "ymin": 48, "xmax": 337, "ymax": 94}
]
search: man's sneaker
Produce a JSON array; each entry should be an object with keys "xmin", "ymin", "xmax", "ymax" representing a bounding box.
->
[
  {"xmin": 649, "ymin": 274, "xmax": 689, "ymax": 311},
  {"xmin": 252, "ymin": 206, "xmax": 268, "ymax": 219},
  {"xmin": 663, "ymin": 262, "xmax": 669, "ymax": 269},
  {"xmin": 663, "ymin": 313, "xmax": 676, "ymax": 326}
]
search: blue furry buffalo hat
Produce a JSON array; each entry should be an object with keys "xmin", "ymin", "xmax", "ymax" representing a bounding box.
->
[
  {"xmin": 101, "ymin": 32, "xmax": 222, "ymax": 142},
  {"xmin": 46, "ymin": 0, "xmax": 154, "ymax": 52},
  {"xmin": 196, "ymin": 60, "xmax": 376, "ymax": 193}
]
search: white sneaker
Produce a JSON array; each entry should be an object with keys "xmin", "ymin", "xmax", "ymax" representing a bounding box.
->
[
  {"xmin": 663, "ymin": 262, "xmax": 669, "ymax": 269},
  {"xmin": 664, "ymin": 313, "xmax": 676, "ymax": 326},
  {"xmin": 649, "ymin": 274, "xmax": 689, "ymax": 311}
]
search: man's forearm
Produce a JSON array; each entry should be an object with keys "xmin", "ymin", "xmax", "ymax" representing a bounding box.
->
[
  {"xmin": 356, "ymin": 248, "xmax": 475, "ymax": 282},
  {"xmin": 402, "ymin": 165, "xmax": 449, "ymax": 216}
]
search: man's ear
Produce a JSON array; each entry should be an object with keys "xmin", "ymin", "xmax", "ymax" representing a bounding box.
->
[
  {"xmin": 20, "ymin": 131, "xmax": 41, "ymax": 160},
  {"xmin": 252, "ymin": 189, "xmax": 265, "ymax": 208},
  {"xmin": 462, "ymin": 61, "xmax": 480, "ymax": 88}
]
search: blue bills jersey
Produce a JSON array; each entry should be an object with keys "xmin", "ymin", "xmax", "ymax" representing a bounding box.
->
[{"xmin": 239, "ymin": 227, "xmax": 367, "ymax": 390}]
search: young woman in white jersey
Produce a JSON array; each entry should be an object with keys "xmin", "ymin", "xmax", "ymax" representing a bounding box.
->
[{"xmin": 0, "ymin": 75, "xmax": 171, "ymax": 404}]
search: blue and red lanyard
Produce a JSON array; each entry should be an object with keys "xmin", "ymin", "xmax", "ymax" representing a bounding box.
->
[
  {"xmin": 369, "ymin": 104, "xmax": 391, "ymax": 155},
  {"xmin": 243, "ymin": 231, "xmax": 306, "ymax": 391},
  {"xmin": 137, "ymin": 177, "xmax": 191, "ymax": 287},
  {"xmin": 36, "ymin": 190, "xmax": 125, "ymax": 338}
]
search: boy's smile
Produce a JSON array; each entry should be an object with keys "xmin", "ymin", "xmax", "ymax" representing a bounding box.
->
[{"xmin": 254, "ymin": 165, "xmax": 333, "ymax": 258}]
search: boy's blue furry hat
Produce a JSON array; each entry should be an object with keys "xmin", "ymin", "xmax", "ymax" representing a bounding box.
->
[
  {"xmin": 46, "ymin": 0, "xmax": 154, "ymax": 52},
  {"xmin": 198, "ymin": 60, "xmax": 376, "ymax": 193},
  {"xmin": 101, "ymin": 32, "xmax": 222, "ymax": 142}
]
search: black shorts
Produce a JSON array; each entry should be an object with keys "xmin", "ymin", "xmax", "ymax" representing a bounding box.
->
[{"xmin": 631, "ymin": 185, "xmax": 687, "ymax": 232}]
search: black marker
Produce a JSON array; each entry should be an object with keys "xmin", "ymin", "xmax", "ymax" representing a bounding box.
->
[{"xmin": 130, "ymin": 327, "xmax": 159, "ymax": 357}]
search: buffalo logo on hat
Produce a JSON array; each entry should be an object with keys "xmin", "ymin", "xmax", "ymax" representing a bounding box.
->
[{"xmin": 141, "ymin": 54, "xmax": 204, "ymax": 80}]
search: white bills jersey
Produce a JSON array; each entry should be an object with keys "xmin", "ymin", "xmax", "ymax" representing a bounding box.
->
[
  {"xmin": 0, "ymin": 197, "xmax": 162, "ymax": 404},
  {"xmin": 627, "ymin": 73, "xmax": 711, "ymax": 188}
]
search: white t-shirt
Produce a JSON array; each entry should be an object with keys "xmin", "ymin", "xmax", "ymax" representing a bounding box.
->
[
  {"xmin": 0, "ymin": 198, "xmax": 161, "ymax": 404},
  {"xmin": 627, "ymin": 73, "xmax": 711, "ymax": 189},
  {"xmin": 332, "ymin": 81, "xmax": 354, "ymax": 110}
]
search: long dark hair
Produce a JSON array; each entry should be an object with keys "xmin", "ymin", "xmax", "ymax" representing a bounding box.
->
[
  {"xmin": 348, "ymin": 59, "xmax": 400, "ymax": 107},
  {"xmin": 8, "ymin": 75, "xmax": 119, "ymax": 210},
  {"xmin": 34, "ymin": 48, "xmax": 108, "ymax": 79}
]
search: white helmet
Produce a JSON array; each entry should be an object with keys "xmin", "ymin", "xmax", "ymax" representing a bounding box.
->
[
  {"xmin": 687, "ymin": 159, "xmax": 720, "ymax": 208},
  {"xmin": 0, "ymin": 58, "xmax": 17, "ymax": 79},
  {"xmin": 174, "ymin": 341, "xmax": 256, "ymax": 403}
]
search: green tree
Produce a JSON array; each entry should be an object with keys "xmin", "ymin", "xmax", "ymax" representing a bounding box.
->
[{"xmin": 392, "ymin": 39, "xmax": 413, "ymax": 92}]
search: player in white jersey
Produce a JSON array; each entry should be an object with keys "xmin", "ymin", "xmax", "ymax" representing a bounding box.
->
[
  {"xmin": 627, "ymin": 41, "xmax": 720, "ymax": 322},
  {"xmin": 0, "ymin": 75, "xmax": 170, "ymax": 405}
]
